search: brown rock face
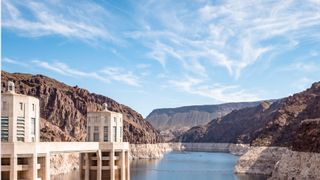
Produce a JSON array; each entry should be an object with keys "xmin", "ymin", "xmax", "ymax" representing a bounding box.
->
[
  {"xmin": 146, "ymin": 102, "xmax": 263, "ymax": 141},
  {"xmin": 293, "ymin": 119, "xmax": 320, "ymax": 152},
  {"xmin": 1, "ymin": 71, "xmax": 162, "ymax": 144},
  {"xmin": 178, "ymin": 82, "xmax": 320, "ymax": 152}
]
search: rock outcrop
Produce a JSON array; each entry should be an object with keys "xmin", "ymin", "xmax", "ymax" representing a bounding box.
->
[
  {"xmin": 146, "ymin": 102, "xmax": 262, "ymax": 141},
  {"xmin": 270, "ymin": 150, "xmax": 320, "ymax": 179},
  {"xmin": 235, "ymin": 146, "xmax": 320, "ymax": 179},
  {"xmin": 293, "ymin": 118, "xmax": 320, "ymax": 153},
  {"xmin": 50, "ymin": 153, "xmax": 80, "ymax": 175},
  {"xmin": 130, "ymin": 144, "xmax": 172, "ymax": 159},
  {"xmin": 234, "ymin": 147, "xmax": 287, "ymax": 176},
  {"xmin": 178, "ymin": 82, "xmax": 320, "ymax": 152},
  {"xmin": 1, "ymin": 71, "xmax": 162, "ymax": 144}
]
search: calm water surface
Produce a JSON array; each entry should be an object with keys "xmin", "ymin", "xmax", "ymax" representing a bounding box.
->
[
  {"xmin": 52, "ymin": 151, "xmax": 267, "ymax": 180},
  {"xmin": 131, "ymin": 151, "xmax": 266, "ymax": 180}
]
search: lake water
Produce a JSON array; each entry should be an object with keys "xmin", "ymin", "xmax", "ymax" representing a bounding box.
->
[
  {"xmin": 131, "ymin": 151, "xmax": 267, "ymax": 180},
  {"xmin": 52, "ymin": 151, "xmax": 267, "ymax": 180}
]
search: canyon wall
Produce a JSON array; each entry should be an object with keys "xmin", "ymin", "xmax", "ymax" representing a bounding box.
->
[
  {"xmin": 178, "ymin": 82, "xmax": 320, "ymax": 150},
  {"xmin": 146, "ymin": 102, "xmax": 262, "ymax": 141}
]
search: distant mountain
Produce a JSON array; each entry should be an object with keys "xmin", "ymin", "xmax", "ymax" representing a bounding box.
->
[
  {"xmin": 146, "ymin": 102, "xmax": 263, "ymax": 141},
  {"xmin": 1, "ymin": 71, "xmax": 162, "ymax": 144},
  {"xmin": 178, "ymin": 82, "xmax": 320, "ymax": 153}
]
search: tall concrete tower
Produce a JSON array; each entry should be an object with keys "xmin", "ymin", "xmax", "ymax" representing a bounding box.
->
[
  {"xmin": 1, "ymin": 81, "xmax": 40, "ymax": 142},
  {"xmin": 86, "ymin": 104, "xmax": 123, "ymax": 143}
]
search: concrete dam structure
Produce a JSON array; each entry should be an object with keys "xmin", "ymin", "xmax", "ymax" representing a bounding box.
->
[{"xmin": 1, "ymin": 82, "xmax": 130, "ymax": 180}]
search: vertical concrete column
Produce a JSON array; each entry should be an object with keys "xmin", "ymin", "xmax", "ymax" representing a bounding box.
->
[
  {"xmin": 38, "ymin": 156, "xmax": 45, "ymax": 180},
  {"xmin": 120, "ymin": 150, "xmax": 126, "ymax": 180},
  {"xmin": 79, "ymin": 153, "xmax": 84, "ymax": 180},
  {"xmin": 10, "ymin": 155, "xmax": 18, "ymax": 180},
  {"xmin": 110, "ymin": 150, "xmax": 115, "ymax": 180},
  {"xmin": 85, "ymin": 153, "xmax": 90, "ymax": 180},
  {"xmin": 30, "ymin": 153, "xmax": 38, "ymax": 180},
  {"xmin": 45, "ymin": 153, "xmax": 51, "ymax": 180},
  {"xmin": 96, "ymin": 150, "xmax": 102, "ymax": 180},
  {"xmin": 126, "ymin": 151, "xmax": 130, "ymax": 180}
]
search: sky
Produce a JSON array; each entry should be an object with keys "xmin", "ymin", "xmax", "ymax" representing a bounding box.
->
[{"xmin": 2, "ymin": 0, "xmax": 320, "ymax": 117}]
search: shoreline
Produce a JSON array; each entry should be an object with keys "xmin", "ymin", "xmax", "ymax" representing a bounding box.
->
[{"xmin": 129, "ymin": 143, "xmax": 250, "ymax": 159}]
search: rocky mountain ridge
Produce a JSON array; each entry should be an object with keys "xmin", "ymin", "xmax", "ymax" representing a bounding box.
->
[
  {"xmin": 1, "ymin": 71, "xmax": 162, "ymax": 144},
  {"xmin": 146, "ymin": 102, "xmax": 263, "ymax": 141},
  {"xmin": 178, "ymin": 82, "xmax": 320, "ymax": 153}
]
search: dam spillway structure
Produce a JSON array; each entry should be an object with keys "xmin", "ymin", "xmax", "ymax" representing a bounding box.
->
[{"xmin": 1, "ymin": 81, "xmax": 130, "ymax": 180}]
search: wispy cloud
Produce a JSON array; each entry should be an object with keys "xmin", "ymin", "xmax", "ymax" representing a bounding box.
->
[
  {"xmin": 169, "ymin": 76, "xmax": 260, "ymax": 102},
  {"xmin": 101, "ymin": 67, "xmax": 141, "ymax": 87},
  {"xmin": 31, "ymin": 60, "xmax": 141, "ymax": 86},
  {"xmin": 2, "ymin": 57, "xmax": 29, "ymax": 67},
  {"xmin": 129, "ymin": 0, "xmax": 320, "ymax": 79},
  {"xmin": 3, "ymin": 0, "xmax": 320, "ymax": 107},
  {"xmin": 32, "ymin": 60, "xmax": 109, "ymax": 82},
  {"xmin": 2, "ymin": 0, "xmax": 117, "ymax": 43}
]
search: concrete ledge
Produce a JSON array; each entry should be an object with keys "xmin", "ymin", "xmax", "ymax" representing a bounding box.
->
[{"xmin": 1, "ymin": 142, "xmax": 129, "ymax": 155}]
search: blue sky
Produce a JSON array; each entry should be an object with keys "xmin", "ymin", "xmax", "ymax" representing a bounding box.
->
[{"xmin": 2, "ymin": 0, "xmax": 320, "ymax": 117}]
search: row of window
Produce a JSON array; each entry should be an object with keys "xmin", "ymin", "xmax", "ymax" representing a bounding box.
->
[
  {"xmin": 1, "ymin": 117, "xmax": 36, "ymax": 142},
  {"xmin": 88, "ymin": 116, "xmax": 122, "ymax": 124},
  {"xmin": 87, "ymin": 126, "xmax": 122, "ymax": 142},
  {"xmin": 1, "ymin": 101, "xmax": 36, "ymax": 111}
]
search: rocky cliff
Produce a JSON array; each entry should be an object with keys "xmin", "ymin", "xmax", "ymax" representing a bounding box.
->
[
  {"xmin": 146, "ymin": 102, "xmax": 261, "ymax": 141},
  {"xmin": 178, "ymin": 82, "xmax": 320, "ymax": 152},
  {"xmin": 1, "ymin": 71, "xmax": 162, "ymax": 144}
]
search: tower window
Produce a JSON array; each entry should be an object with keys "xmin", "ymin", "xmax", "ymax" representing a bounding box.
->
[
  {"xmin": 17, "ymin": 117, "xmax": 25, "ymax": 142},
  {"xmin": 104, "ymin": 126, "xmax": 108, "ymax": 142},
  {"xmin": 1, "ymin": 117, "xmax": 9, "ymax": 142},
  {"xmin": 113, "ymin": 126, "xmax": 117, "ymax": 142},
  {"xmin": 93, "ymin": 132, "xmax": 99, "ymax": 141},
  {"xmin": 31, "ymin": 118, "xmax": 36, "ymax": 135},
  {"xmin": 87, "ymin": 126, "xmax": 91, "ymax": 141},
  {"xmin": 93, "ymin": 126, "xmax": 99, "ymax": 141},
  {"xmin": 31, "ymin": 118, "xmax": 36, "ymax": 142},
  {"xmin": 120, "ymin": 127, "xmax": 122, "ymax": 142},
  {"xmin": 19, "ymin": 102, "xmax": 23, "ymax": 110}
]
